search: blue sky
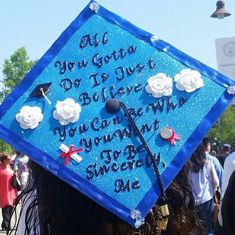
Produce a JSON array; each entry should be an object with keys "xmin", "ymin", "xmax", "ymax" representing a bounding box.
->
[{"xmin": 0, "ymin": 0, "xmax": 235, "ymax": 83}]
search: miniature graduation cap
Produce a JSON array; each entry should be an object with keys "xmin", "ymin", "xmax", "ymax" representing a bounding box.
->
[
  {"xmin": 0, "ymin": 1, "xmax": 235, "ymax": 228},
  {"xmin": 30, "ymin": 82, "xmax": 52, "ymax": 104},
  {"xmin": 30, "ymin": 82, "xmax": 52, "ymax": 97}
]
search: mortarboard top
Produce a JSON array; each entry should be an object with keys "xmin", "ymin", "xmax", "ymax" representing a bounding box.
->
[
  {"xmin": 30, "ymin": 82, "xmax": 52, "ymax": 97},
  {"xmin": 0, "ymin": 1, "xmax": 235, "ymax": 228}
]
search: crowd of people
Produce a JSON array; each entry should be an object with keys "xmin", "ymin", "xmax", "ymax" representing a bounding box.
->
[
  {"xmin": 187, "ymin": 138, "xmax": 234, "ymax": 235},
  {"xmin": 0, "ymin": 151, "xmax": 29, "ymax": 231},
  {"xmin": 0, "ymin": 139, "xmax": 234, "ymax": 234}
]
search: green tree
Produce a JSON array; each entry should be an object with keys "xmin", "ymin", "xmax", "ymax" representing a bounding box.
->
[
  {"xmin": 0, "ymin": 47, "xmax": 36, "ymax": 101},
  {"xmin": 0, "ymin": 47, "xmax": 36, "ymax": 152},
  {"xmin": 208, "ymin": 105, "xmax": 235, "ymax": 149}
]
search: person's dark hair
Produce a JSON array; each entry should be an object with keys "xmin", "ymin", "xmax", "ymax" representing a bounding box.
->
[
  {"xmin": 190, "ymin": 145, "xmax": 206, "ymax": 173},
  {"xmin": 9, "ymin": 161, "xmax": 202, "ymax": 235},
  {"xmin": 0, "ymin": 152, "xmax": 10, "ymax": 163},
  {"xmin": 202, "ymin": 137, "xmax": 210, "ymax": 147}
]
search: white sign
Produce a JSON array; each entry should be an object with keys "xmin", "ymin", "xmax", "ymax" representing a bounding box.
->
[{"xmin": 216, "ymin": 37, "xmax": 235, "ymax": 80}]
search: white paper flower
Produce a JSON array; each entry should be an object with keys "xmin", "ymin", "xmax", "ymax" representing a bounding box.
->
[
  {"xmin": 174, "ymin": 69, "xmax": 204, "ymax": 93},
  {"xmin": 135, "ymin": 217, "xmax": 145, "ymax": 228},
  {"xmin": 130, "ymin": 209, "xmax": 141, "ymax": 219},
  {"xmin": 227, "ymin": 86, "xmax": 235, "ymax": 95},
  {"xmin": 53, "ymin": 98, "xmax": 81, "ymax": 126},
  {"xmin": 130, "ymin": 209, "xmax": 145, "ymax": 228},
  {"xmin": 16, "ymin": 106, "xmax": 43, "ymax": 130},
  {"xmin": 145, "ymin": 73, "xmax": 173, "ymax": 98},
  {"xmin": 89, "ymin": 2, "xmax": 99, "ymax": 12}
]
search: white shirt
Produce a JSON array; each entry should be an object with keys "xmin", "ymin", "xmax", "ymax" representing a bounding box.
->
[
  {"xmin": 188, "ymin": 160, "xmax": 219, "ymax": 205},
  {"xmin": 218, "ymin": 151, "xmax": 235, "ymax": 226},
  {"xmin": 221, "ymin": 152, "xmax": 235, "ymax": 198}
]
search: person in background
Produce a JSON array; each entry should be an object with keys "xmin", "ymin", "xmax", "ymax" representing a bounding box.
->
[
  {"xmin": 215, "ymin": 171, "xmax": 235, "ymax": 235},
  {"xmin": 202, "ymin": 137, "xmax": 223, "ymax": 189},
  {"xmin": 13, "ymin": 151, "xmax": 29, "ymax": 190},
  {"xmin": 188, "ymin": 145, "xmax": 219, "ymax": 235},
  {"xmin": 216, "ymin": 150, "xmax": 235, "ymax": 232},
  {"xmin": 221, "ymin": 150, "xmax": 235, "ymax": 202},
  {"xmin": 0, "ymin": 153, "xmax": 18, "ymax": 231},
  {"xmin": 9, "ymin": 160, "xmax": 203, "ymax": 235},
  {"xmin": 217, "ymin": 144, "xmax": 231, "ymax": 168}
]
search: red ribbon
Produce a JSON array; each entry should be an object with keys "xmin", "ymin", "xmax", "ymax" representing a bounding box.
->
[
  {"xmin": 166, "ymin": 129, "xmax": 181, "ymax": 145},
  {"xmin": 60, "ymin": 145, "xmax": 83, "ymax": 166}
]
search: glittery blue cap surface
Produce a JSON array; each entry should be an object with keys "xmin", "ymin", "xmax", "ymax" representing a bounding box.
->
[{"xmin": 0, "ymin": 1, "xmax": 234, "ymax": 227}]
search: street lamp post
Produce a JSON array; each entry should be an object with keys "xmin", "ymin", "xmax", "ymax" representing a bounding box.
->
[{"xmin": 211, "ymin": 0, "xmax": 231, "ymax": 19}]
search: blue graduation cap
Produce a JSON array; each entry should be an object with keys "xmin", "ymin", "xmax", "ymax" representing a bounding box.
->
[{"xmin": 0, "ymin": 1, "xmax": 235, "ymax": 228}]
